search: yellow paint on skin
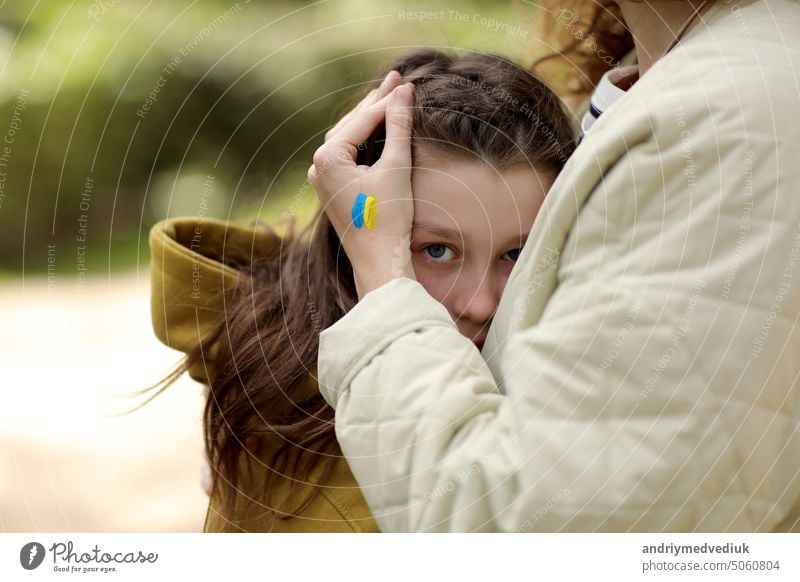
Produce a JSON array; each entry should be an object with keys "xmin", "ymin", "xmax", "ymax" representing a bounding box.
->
[{"xmin": 364, "ymin": 195, "xmax": 378, "ymax": 229}]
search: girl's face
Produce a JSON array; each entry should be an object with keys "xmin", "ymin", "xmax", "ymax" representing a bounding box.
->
[{"xmin": 411, "ymin": 155, "xmax": 553, "ymax": 350}]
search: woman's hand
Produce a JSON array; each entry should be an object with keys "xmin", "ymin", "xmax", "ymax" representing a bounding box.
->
[{"xmin": 308, "ymin": 77, "xmax": 417, "ymax": 299}]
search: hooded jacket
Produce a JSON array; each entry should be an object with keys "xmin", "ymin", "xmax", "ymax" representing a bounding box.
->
[{"xmin": 149, "ymin": 216, "xmax": 378, "ymax": 532}]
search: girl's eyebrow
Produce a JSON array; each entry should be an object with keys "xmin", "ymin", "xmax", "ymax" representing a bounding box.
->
[
  {"xmin": 411, "ymin": 222, "xmax": 462, "ymax": 241},
  {"xmin": 412, "ymin": 222, "xmax": 529, "ymax": 247}
]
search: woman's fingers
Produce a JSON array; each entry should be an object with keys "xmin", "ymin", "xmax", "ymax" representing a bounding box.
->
[{"xmin": 324, "ymin": 70, "xmax": 402, "ymax": 142}]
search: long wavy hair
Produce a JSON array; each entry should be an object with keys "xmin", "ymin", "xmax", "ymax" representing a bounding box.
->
[{"xmin": 147, "ymin": 49, "xmax": 576, "ymax": 529}]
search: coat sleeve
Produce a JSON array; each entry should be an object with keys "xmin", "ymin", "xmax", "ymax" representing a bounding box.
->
[{"xmin": 316, "ymin": 55, "xmax": 800, "ymax": 530}]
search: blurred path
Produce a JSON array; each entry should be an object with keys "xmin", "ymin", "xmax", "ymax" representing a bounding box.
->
[{"xmin": 1, "ymin": 270, "xmax": 208, "ymax": 532}]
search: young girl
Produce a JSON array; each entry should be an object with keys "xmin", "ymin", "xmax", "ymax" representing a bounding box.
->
[{"xmin": 147, "ymin": 49, "xmax": 575, "ymax": 531}]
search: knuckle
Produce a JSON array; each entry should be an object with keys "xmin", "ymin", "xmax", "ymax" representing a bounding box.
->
[
  {"xmin": 312, "ymin": 146, "xmax": 332, "ymax": 169},
  {"xmin": 342, "ymin": 143, "xmax": 358, "ymax": 162}
]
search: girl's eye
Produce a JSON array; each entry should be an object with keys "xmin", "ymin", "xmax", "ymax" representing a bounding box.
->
[
  {"xmin": 423, "ymin": 244, "xmax": 456, "ymax": 262},
  {"xmin": 503, "ymin": 248, "xmax": 522, "ymax": 262}
]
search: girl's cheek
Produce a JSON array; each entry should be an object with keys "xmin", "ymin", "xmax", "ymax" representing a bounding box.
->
[{"xmin": 412, "ymin": 256, "xmax": 453, "ymax": 304}]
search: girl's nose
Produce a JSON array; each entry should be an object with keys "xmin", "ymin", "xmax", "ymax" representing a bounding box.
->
[{"xmin": 452, "ymin": 269, "xmax": 500, "ymax": 325}]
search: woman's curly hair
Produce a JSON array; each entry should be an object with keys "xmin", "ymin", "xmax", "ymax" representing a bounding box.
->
[{"xmin": 523, "ymin": 0, "xmax": 634, "ymax": 104}]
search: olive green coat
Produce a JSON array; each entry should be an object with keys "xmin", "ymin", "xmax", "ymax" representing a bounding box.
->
[{"xmin": 149, "ymin": 216, "xmax": 378, "ymax": 532}]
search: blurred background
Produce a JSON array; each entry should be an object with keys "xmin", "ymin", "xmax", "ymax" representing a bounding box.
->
[{"xmin": 1, "ymin": 0, "xmax": 542, "ymax": 531}]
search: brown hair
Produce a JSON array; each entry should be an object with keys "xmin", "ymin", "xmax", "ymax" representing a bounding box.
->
[
  {"xmin": 525, "ymin": 0, "xmax": 634, "ymax": 103},
  {"xmin": 148, "ymin": 49, "xmax": 576, "ymax": 529},
  {"xmin": 527, "ymin": 1, "xmax": 723, "ymax": 105}
]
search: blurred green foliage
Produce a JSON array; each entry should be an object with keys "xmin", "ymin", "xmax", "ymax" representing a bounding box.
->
[{"xmin": 0, "ymin": 0, "xmax": 536, "ymax": 274}]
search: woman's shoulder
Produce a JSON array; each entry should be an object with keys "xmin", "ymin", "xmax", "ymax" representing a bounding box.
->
[
  {"xmin": 634, "ymin": 0, "xmax": 799, "ymax": 117},
  {"xmin": 580, "ymin": 0, "xmax": 799, "ymax": 165}
]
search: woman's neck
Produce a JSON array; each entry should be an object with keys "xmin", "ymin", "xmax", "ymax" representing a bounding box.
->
[{"xmin": 616, "ymin": 0, "xmax": 716, "ymax": 75}]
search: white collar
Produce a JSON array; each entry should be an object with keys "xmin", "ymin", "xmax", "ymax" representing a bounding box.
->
[{"xmin": 580, "ymin": 65, "xmax": 640, "ymax": 137}]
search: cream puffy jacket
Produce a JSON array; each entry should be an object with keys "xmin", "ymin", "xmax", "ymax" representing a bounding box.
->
[{"xmin": 317, "ymin": 0, "xmax": 800, "ymax": 532}]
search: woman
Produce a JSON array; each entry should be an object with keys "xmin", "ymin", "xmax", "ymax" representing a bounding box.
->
[
  {"xmin": 148, "ymin": 49, "xmax": 575, "ymax": 531},
  {"xmin": 309, "ymin": 0, "xmax": 800, "ymax": 531}
]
